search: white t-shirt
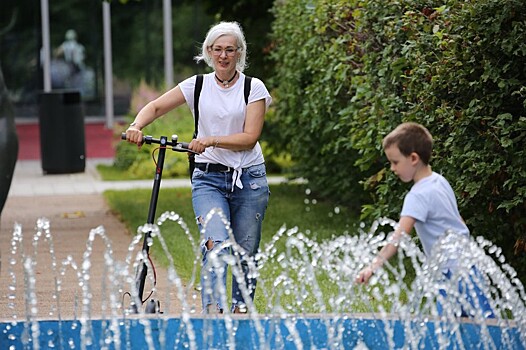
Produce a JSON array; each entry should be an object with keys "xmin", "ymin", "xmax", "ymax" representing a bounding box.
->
[
  {"xmin": 401, "ymin": 172, "xmax": 469, "ymax": 258},
  {"xmin": 178, "ymin": 72, "xmax": 272, "ymax": 172}
]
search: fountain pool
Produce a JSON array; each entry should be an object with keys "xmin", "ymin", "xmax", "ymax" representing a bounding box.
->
[
  {"xmin": 0, "ymin": 214, "xmax": 524, "ymax": 349},
  {"xmin": 1, "ymin": 315, "xmax": 523, "ymax": 349}
]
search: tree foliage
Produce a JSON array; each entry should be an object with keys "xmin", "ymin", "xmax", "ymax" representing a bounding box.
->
[
  {"xmin": 196, "ymin": 0, "xmax": 275, "ymax": 80},
  {"xmin": 270, "ymin": 0, "xmax": 526, "ymax": 279}
]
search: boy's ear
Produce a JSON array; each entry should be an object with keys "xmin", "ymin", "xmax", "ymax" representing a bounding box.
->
[{"xmin": 410, "ymin": 152, "xmax": 420, "ymax": 164}]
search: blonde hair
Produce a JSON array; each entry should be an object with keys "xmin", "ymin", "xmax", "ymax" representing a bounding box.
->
[{"xmin": 194, "ymin": 21, "xmax": 248, "ymax": 72}]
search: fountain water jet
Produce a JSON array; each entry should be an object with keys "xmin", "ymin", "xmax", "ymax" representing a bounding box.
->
[{"xmin": 0, "ymin": 213, "xmax": 524, "ymax": 349}]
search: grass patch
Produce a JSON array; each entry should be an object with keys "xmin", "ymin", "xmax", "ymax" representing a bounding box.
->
[
  {"xmin": 104, "ymin": 183, "xmax": 360, "ymax": 271},
  {"xmin": 97, "ymin": 164, "xmax": 148, "ymax": 181},
  {"xmin": 104, "ymin": 183, "xmax": 401, "ymax": 313}
]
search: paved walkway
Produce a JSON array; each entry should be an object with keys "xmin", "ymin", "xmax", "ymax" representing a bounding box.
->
[
  {"xmin": 8, "ymin": 158, "xmax": 192, "ymax": 197},
  {"xmin": 0, "ymin": 159, "xmax": 195, "ymax": 321},
  {"xmin": 0, "ymin": 158, "xmax": 286, "ymax": 321}
]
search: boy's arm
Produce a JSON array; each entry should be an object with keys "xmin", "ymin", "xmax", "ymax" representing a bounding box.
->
[{"xmin": 355, "ymin": 216, "xmax": 415, "ymax": 284}]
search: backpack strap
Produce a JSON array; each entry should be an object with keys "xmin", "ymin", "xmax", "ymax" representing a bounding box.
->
[
  {"xmin": 244, "ymin": 76, "xmax": 252, "ymax": 105},
  {"xmin": 189, "ymin": 74, "xmax": 204, "ymax": 182},
  {"xmin": 193, "ymin": 74, "xmax": 204, "ymax": 139}
]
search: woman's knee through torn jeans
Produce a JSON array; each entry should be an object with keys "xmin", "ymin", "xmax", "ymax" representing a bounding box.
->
[{"xmin": 192, "ymin": 163, "xmax": 269, "ymax": 312}]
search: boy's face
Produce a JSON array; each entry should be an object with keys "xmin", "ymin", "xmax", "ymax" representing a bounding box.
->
[{"xmin": 384, "ymin": 145, "xmax": 418, "ymax": 183}]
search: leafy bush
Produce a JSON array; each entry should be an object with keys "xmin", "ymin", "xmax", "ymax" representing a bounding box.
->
[
  {"xmin": 111, "ymin": 81, "xmax": 191, "ymax": 179},
  {"xmin": 270, "ymin": 0, "xmax": 526, "ymax": 279},
  {"xmin": 268, "ymin": 0, "xmax": 373, "ymax": 209}
]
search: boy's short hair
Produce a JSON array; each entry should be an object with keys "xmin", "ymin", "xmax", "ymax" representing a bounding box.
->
[{"xmin": 383, "ymin": 122, "xmax": 434, "ymax": 165}]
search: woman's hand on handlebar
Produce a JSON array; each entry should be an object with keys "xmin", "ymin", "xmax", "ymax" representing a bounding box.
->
[
  {"xmin": 125, "ymin": 127, "xmax": 144, "ymax": 148},
  {"xmin": 189, "ymin": 136, "xmax": 216, "ymax": 154}
]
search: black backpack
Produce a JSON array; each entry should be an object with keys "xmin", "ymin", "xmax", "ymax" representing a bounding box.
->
[{"xmin": 188, "ymin": 74, "xmax": 252, "ymax": 180}]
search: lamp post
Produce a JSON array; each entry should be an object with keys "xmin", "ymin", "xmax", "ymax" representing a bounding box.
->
[
  {"xmin": 103, "ymin": 1, "xmax": 114, "ymax": 129},
  {"xmin": 40, "ymin": 0, "xmax": 51, "ymax": 92},
  {"xmin": 163, "ymin": 0, "xmax": 174, "ymax": 89}
]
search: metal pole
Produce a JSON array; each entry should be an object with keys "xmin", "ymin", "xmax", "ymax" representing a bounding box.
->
[
  {"xmin": 103, "ymin": 1, "xmax": 114, "ymax": 129},
  {"xmin": 40, "ymin": 0, "xmax": 51, "ymax": 92},
  {"xmin": 163, "ymin": 0, "xmax": 174, "ymax": 89}
]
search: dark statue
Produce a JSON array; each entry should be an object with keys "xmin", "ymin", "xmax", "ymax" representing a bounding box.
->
[
  {"xmin": 1, "ymin": 10, "xmax": 18, "ymax": 219},
  {"xmin": 0, "ymin": 65, "xmax": 18, "ymax": 217}
]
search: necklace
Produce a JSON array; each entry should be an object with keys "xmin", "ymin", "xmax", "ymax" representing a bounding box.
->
[{"xmin": 215, "ymin": 71, "xmax": 237, "ymax": 88}]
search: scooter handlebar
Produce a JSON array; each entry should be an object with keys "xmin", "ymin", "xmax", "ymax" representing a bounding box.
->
[{"xmin": 121, "ymin": 132, "xmax": 196, "ymax": 153}]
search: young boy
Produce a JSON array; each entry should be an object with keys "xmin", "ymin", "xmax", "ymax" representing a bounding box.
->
[{"xmin": 355, "ymin": 122, "xmax": 494, "ymax": 317}]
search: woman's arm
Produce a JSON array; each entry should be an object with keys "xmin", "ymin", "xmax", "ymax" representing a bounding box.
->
[{"xmin": 191, "ymin": 98, "xmax": 266, "ymax": 153}]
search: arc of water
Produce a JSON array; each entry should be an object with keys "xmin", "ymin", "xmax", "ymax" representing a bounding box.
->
[
  {"xmin": 200, "ymin": 208, "xmax": 245, "ymax": 350},
  {"xmin": 22, "ymin": 256, "xmax": 40, "ymax": 350},
  {"xmin": 7, "ymin": 223, "xmax": 24, "ymax": 319},
  {"xmin": 328, "ymin": 231, "xmax": 396, "ymax": 349},
  {"xmin": 4, "ymin": 214, "xmax": 526, "ymax": 349},
  {"xmin": 446, "ymin": 233, "xmax": 526, "ymax": 345},
  {"xmin": 122, "ymin": 220, "xmax": 197, "ymax": 350},
  {"xmin": 80, "ymin": 225, "xmax": 124, "ymax": 350},
  {"xmin": 32, "ymin": 219, "xmax": 64, "ymax": 329},
  {"xmin": 17, "ymin": 218, "xmax": 62, "ymax": 350},
  {"xmin": 259, "ymin": 226, "xmax": 342, "ymax": 348},
  {"xmin": 58, "ymin": 255, "xmax": 83, "ymax": 345},
  {"xmin": 258, "ymin": 225, "xmax": 331, "ymax": 347},
  {"xmin": 199, "ymin": 207, "xmax": 273, "ymax": 349},
  {"xmin": 156, "ymin": 211, "xmax": 201, "ymax": 312},
  {"xmin": 124, "ymin": 229, "xmax": 145, "ymax": 309},
  {"xmin": 143, "ymin": 220, "xmax": 198, "ymax": 350}
]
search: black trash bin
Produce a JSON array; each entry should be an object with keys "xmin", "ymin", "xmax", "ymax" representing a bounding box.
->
[{"xmin": 38, "ymin": 90, "xmax": 86, "ymax": 174}]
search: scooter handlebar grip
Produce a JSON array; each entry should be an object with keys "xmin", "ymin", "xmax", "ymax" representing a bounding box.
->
[{"xmin": 121, "ymin": 132, "xmax": 146, "ymax": 143}]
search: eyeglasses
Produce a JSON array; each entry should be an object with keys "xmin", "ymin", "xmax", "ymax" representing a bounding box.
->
[{"xmin": 209, "ymin": 46, "xmax": 239, "ymax": 57}]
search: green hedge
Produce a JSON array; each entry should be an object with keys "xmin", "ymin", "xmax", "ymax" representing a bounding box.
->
[
  {"xmin": 270, "ymin": 0, "xmax": 526, "ymax": 279},
  {"xmin": 268, "ymin": 0, "xmax": 373, "ymax": 210}
]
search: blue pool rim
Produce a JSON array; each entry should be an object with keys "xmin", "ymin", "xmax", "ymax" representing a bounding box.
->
[{"xmin": 1, "ymin": 316, "xmax": 524, "ymax": 349}]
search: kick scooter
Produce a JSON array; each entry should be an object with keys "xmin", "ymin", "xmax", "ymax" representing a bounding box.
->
[{"xmin": 120, "ymin": 133, "xmax": 196, "ymax": 313}]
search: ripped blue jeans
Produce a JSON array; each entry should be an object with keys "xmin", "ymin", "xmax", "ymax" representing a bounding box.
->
[{"xmin": 192, "ymin": 163, "xmax": 269, "ymax": 312}]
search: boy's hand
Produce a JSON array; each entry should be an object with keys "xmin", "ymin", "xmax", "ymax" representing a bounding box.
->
[{"xmin": 355, "ymin": 266, "xmax": 374, "ymax": 284}]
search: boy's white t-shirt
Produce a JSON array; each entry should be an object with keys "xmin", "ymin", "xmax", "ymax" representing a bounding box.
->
[{"xmin": 401, "ymin": 172, "xmax": 469, "ymax": 258}]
